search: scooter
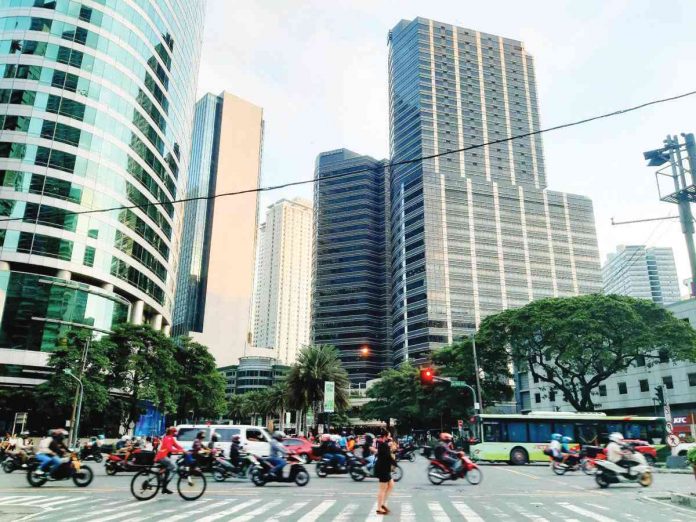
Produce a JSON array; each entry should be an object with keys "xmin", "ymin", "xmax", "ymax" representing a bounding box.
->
[
  {"xmin": 594, "ymin": 447, "xmax": 652, "ymax": 488},
  {"xmin": 349, "ymin": 455, "xmax": 403, "ymax": 482},
  {"xmin": 250, "ymin": 453, "xmax": 310, "ymax": 487},
  {"xmin": 427, "ymin": 452, "xmax": 482, "ymax": 485},
  {"xmin": 79, "ymin": 443, "xmax": 104, "ymax": 463},
  {"xmin": 395, "ymin": 443, "xmax": 417, "ymax": 462},
  {"xmin": 2, "ymin": 452, "xmax": 29, "ymax": 473},
  {"xmin": 212, "ymin": 452, "xmax": 257, "ymax": 482},
  {"xmin": 26, "ymin": 453, "xmax": 93, "ymax": 488},
  {"xmin": 104, "ymin": 449, "xmax": 153, "ymax": 475},
  {"xmin": 551, "ymin": 450, "xmax": 593, "ymax": 475},
  {"xmin": 316, "ymin": 451, "xmax": 358, "ymax": 477}
]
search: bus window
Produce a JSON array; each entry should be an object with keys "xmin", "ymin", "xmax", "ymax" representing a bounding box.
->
[
  {"xmin": 577, "ymin": 424, "xmax": 599, "ymax": 446},
  {"xmin": 506, "ymin": 422, "xmax": 528, "ymax": 442},
  {"xmin": 647, "ymin": 422, "xmax": 665, "ymax": 444},
  {"xmin": 553, "ymin": 422, "xmax": 575, "ymax": 440},
  {"xmin": 529, "ymin": 422, "xmax": 552, "ymax": 443},
  {"xmin": 625, "ymin": 423, "xmax": 642, "ymax": 439},
  {"xmin": 606, "ymin": 423, "xmax": 622, "ymax": 437},
  {"xmin": 483, "ymin": 422, "xmax": 501, "ymax": 442}
]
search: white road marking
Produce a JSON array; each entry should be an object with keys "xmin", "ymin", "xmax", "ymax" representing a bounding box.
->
[
  {"xmin": 428, "ymin": 501, "xmax": 451, "ymax": 521},
  {"xmin": 558, "ymin": 503, "xmax": 617, "ymax": 522},
  {"xmin": 91, "ymin": 510, "xmax": 144, "ymax": 522},
  {"xmin": 586, "ymin": 503, "xmax": 610, "ymax": 511},
  {"xmin": 401, "ymin": 502, "xmax": 416, "ymax": 522},
  {"xmin": 265, "ymin": 501, "xmax": 310, "ymax": 522},
  {"xmin": 38, "ymin": 497, "xmax": 83, "ymax": 508},
  {"xmin": 452, "ymin": 502, "xmax": 485, "ymax": 522},
  {"xmin": 166, "ymin": 500, "xmax": 230, "ymax": 521},
  {"xmin": 195, "ymin": 499, "xmax": 261, "ymax": 522},
  {"xmin": 0, "ymin": 496, "xmax": 33, "ymax": 505},
  {"xmin": 365, "ymin": 502, "xmax": 381, "ymax": 522},
  {"xmin": 510, "ymin": 503, "xmax": 550, "ymax": 522},
  {"xmin": 233, "ymin": 499, "xmax": 283, "ymax": 522},
  {"xmin": 297, "ymin": 500, "xmax": 335, "ymax": 522},
  {"xmin": 20, "ymin": 496, "xmax": 67, "ymax": 506},
  {"xmin": 333, "ymin": 502, "xmax": 358, "ymax": 522}
]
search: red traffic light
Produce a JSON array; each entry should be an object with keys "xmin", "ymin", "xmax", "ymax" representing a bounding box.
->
[{"xmin": 420, "ymin": 368, "xmax": 435, "ymax": 385}]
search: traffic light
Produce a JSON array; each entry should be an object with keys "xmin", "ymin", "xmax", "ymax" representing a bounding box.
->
[
  {"xmin": 420, "ymin": 367, "xmax": 435, "ymax": 385},
  {"xmin": 654, "ymin": 386, "xmax": 665, "ymax": 407}
]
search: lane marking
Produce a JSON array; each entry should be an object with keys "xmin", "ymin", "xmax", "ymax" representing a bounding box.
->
[
  {"xmin": 234, "ymin": 499, "xmax": 283, "ymax": 522},
  {"xmin": 428, "ymin": 501, "xmax": 451, "ymax": 521},
  {"xmin": 159, "ymin": 500, "xmax": 230, "ymax": 522},
  {"xmin": 452, "ymin": 501, "xmax": 485, "ymax": 522},
  {"xmin": 265, "ymin": 501, "xmax": 309, "ymax": 522},
  {"xmin": 401, "ymin": 502, "xmax": 416, "ymax": 522},
  {"xmin": 558, "ymin": 502, "xmax": 617, "ymax": 522},
  {"xmin": 495, "ymin": 467, "xmax": 540, "ymax": 480},
  {"xmin": 91, "ymin": 510, "xmax": 143, "ymax": 522},
  {"xmin": 333, "ymin": 502, "xmax": 358, "ymax": 522},
  {"xmin": 297, "ymin": 500, "xmax": 335, "ymax": 522},
  {"xmin": 194, "ymin": 499, "xmax": 261, "ymax": 522}
]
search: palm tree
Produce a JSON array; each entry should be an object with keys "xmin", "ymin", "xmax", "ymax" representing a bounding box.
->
[
  {"xmin": 227, "ymin": 394, "xmax": 246, "ymax": 423},
  {"xmin": 285, "ymin": 345, "xmax": 350, "ymax": 429}
]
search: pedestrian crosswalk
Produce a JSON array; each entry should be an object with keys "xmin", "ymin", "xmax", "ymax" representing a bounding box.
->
[{"xmin": 0, "ymin": 494, "xmax": 691, "ymax": 521}]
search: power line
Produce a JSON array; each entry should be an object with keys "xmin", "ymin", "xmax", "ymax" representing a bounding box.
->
[{"xmin": 1, "ymin": 88, "xmax": 696, "ymax": 226}]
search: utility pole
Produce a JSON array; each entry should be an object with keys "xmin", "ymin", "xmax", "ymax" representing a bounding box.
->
[{"xmin": 471, "ymin": 333, "xmax": 483, "ymax": 412}]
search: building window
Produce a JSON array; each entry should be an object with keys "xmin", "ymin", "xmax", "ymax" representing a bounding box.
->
[
  {"xmin": 618, "ymin": 382, "xmax": 627, "ymax": 395},
  {"xmin": 689, "ymin": 373, "xmax": 696, "ymax": 387},
  {"xmin": 548, "ymin": 390, "xmax": 556, "ymax": 402},
  {"xmin": 599, "ymin": 385, "xmax": 607, "ymax": 397},
  {"xmin": 534, "ymin": 393, "xmax": 540, "ymax": 404},
  {"xmin": 663, "ymin": 376, "xmax": 674, "ymax": 390},
  {"xmin": 659, "ymin": 350, "xmax": 669, "ymax": 363},
  {"xmin": 635, "ymin": 355, "xmax": 645, "ymax": 367},
  {"xmin": 639, "ymin": 379, "xmax": 649, "ymax": 392},
  {"xmin": 532, "ymin": 373, "xmax": 539, "ymax": 384}
]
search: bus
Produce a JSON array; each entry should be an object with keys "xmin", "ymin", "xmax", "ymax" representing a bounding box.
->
[{"xmin": 469, "ymin": 412, "xmax": 666, "ymax": 464}]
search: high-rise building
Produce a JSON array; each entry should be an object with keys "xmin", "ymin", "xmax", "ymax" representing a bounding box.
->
[
  {"xmin": 0, "ymin": 1, "xmax": 205, "ymax": 385},
  {"xmin": 172, "ymin": 92, "xmax": 264, "ymax": 366},
  {"xmin": 251, "ymin": 197, "xmax": 313, "ymax": 365},
  {"xmin": 603, "ymin": 245, "xmax": 681, "ymax": 305},
  {"xmin": 388, "ymin": 17, "xmax": 602, "ymax": 365},
  {"xmin": 311, "ymin": 149, "xmax": 391, "ymax": 383}
]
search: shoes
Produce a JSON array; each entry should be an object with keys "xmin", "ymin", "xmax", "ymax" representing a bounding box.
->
[
  {"xmin": 34, "ymin": 470, "xmax": 45, "ymax": 476},
  {"xmin": 187, "ymin": 477, "xmax": 194, "ymax": 486},
  {"xmin": 162, "ymin": 488, "xmax": 174, "ymax": 494}
]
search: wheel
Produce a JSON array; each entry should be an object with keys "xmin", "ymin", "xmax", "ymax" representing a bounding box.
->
[
  {"xmin": 639, "ymin": 471, "xmax": 653, "ymax": 487},
  {"xmin": 350, "ymin": 467, "xmax": 366, "ymax": 482},
  {"xmin": 2, "ymin": 460, "xmax": 14, "ymax": 473},
  {"xmin": 130, "ymin": 469, "xmax": 161, "ymax": 501},
  {"xmin": 250, "ymin": 467, "xmax": 266, "ymax": 487},
  {"xmin": 595, "ymin": 471, "xmax": 610, "ymax": 489},
  {"xmin": 298, "ymin": 453, "xmax": 310, "ymax": 464},
  {"xmin": 315, "ymin": 463, "xmax": 328, "ymax": 478},
  {"xmin": 105, "ymin": 462, "xmax": 117, "ymax": 476},
  {"xmin": 408, "ymin": 453, "xmax": 416, "ymax": 462},
  {"xmin": 391, "ymin": 464, "xmax": 403, "ymax": 482},
  {"xmin": 510, "ymin": 447, "xmax": 528, "ymax": 465},
  {"xmin": 27, "ymin": 469, "xmax": 47, "ymax": 487},
  {"xmin": 644, "ymin": 455, "xmax": 655, "ymax": 466},
  {"xmin": 177, "ymin": 469, "xmax": 206, "ymax": 501},
  {"xmin": 427, "ymin": 464, "xmax": 446, "ymax": 485},
  {"xmin": 94, "ymin": 453, "xmax": 103, "ymax": 464},
  {"xmin": 212, "ymin": 468, "xmax": 226, "ymax": 482},
  {"xmin": 72, "ymin": 465, "xmax": 94, "ymax": 487},
  {"xmin": 465, "ymin": 467, "xmax": 482, "ymax": 485},
  {"xmin": 582, "ymin": 460, "xmax": 596, "ymax": 475},
  {"xmin": 552, "ymin": 462, "xmax": 567, "ymax": 476},
  {"xmin": 294, "ymin": 468, "xmax": 310, "ymax": 487}
]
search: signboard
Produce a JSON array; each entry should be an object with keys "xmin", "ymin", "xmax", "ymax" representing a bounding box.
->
[
  {"xmin": 451, "ymin": 381, "xmax": 468, "ymax": 388},
  {"xmin": 667, "ymin": 433, "xmax": 680, "ymax": 448},
  {"xmin": 673, "ymin": 416, "xmax": 688, "ymax": 425},
  {"xmin": 323, "ymin": 381, "xmax": 335, "ymax": 413},
  {"xmin": 14, "ymin": 412, "xmax": 27, "ymax": 424}
]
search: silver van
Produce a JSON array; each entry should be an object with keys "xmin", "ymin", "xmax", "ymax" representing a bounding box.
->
[{"xmin": 175, "ymin": 424, "xmax": 272, "ymax": 457}]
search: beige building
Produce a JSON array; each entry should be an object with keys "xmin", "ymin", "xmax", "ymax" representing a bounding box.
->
[
  {"xmin": 174, "ymin": 92, "xmax": 264, "ymax": 366},
  {"xmin": 252, "ymin": 198, "xmax": 313, "ymax": 365}
]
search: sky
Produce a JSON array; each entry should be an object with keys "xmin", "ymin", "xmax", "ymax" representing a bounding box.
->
[{"xmin": 197, "ymin": 0, "xmax": 696, "ymax": 294}]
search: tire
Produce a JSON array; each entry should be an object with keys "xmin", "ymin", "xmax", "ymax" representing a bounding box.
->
[
  {"xmin": 294, "ymin": 468, "xmax": 310, "ymax": 487},
  {"xmin": 72, "ymin": 465, "xmax": 94, "ymax": 487},
  {"xmin": 510, "ymin": 447, "xmax": 528, "ymax": 465},
  {"xmin": 250, "ymin": 467, "xmax": 266, "ymax": 487},
  {"xmin": 105, "ymin": 462, "xmax": 117, "ymax": 476},
  {"xmin": 639, "ymin": 471, "xmax": 653, "ymax": 487},
  {"xmin": 212, "ymin": 468, "xmax": 226, "ymax": 482},
  {"xmin": 130, "ymin": 469, "xmax": 161, "ymax": 501},
  {"xmin": 427, "ymin": 464, "xmax": 445, "ymax": 485},
  {"xmin": 465, "ymin": 467, "xmax": 482, "ymax": 485},
  {"xmin": 316, "ymin": 463, "xmax": 328, "ymax": 478},
  {"xmin": 350, "ymin": 467, "xmax": 366, "ymax": 482},
  {"xmin": 595, "ymin": 471, "xmax": 610, "ymax": 489},
  {"xmin": 552, "ymin": 462, "xmax": 567, "ymax": 476},
  {"xmin": 27, "ymin": 469, "xmax": 48, "ymax": 487},
  {"xmin": 177, "ymin": 470, "xmax": 206, "ymax": 501},
  {"xmin": 391, "ymin": 464, "xmax": 403, "ymax": 482},
  {"xmin": 582, "ymin": 460, "xmax": 596, "ymax": 476},
  {"xmin": 644, "ymin": 455, "xmax": 655, "ymax": 466},
  {"xmin": 93, "ymin": 453, "xmax": 103, "ymax": 464},
  {"xmin": 298, "ymin": 453, "xmax": 310, "ymax": 464},
  {"xmin": 408, "ymin": 453, "xmax": 416, "ymax": 463},
  {"xmin": 2, "ymin": 460, "xmax": 15, "ymax": 473}
]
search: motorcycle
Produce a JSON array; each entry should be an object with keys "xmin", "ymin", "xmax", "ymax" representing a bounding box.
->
[
  {"xmin": 349, "ymin": 455, "xmax": 403, "ymax": 482},
  {"xmin": 595, "ymin": 448, "xmax": 652, "ymax": 488},
  {"xmin": 427, "ymin": 452, "xmax": 482, "ymax": 485},
  {"xmin": 105, "ymin": 449, "xmax": 153, "ymax": 475},
  {"xmin": 250, "ymin": 453, "xmax": 310, "ymax": 487},
  {"xmin": 2, "ymin": 452, "xmax": 29, "ymax": 473},
  {"xmin": 551, "ymin": 450, "xmax": 594, "ymax": 476},
  {"xmin": 79, "ymin": 443, "xmax": 103, "ymax": 463},
  {"xmin": 316, "ymin": 451, "xmax": 358, "ymax": 477},
  {"xmin": 213, "ymin": 452, "xmax": 257, "ymax": 482},
  {"xmin": 395, "ymin": 443, "xmax": 417, "ymax": 463},
  {"xmin": 26, "ymin": 453, "xmax": 93, "ymax": 487}
]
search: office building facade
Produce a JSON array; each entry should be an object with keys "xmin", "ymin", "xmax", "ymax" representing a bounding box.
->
[
  {"xmin": 0, "ymin": 0, "xmax": 204, "ymax": 385},
  {"xmin": 251, "ymin": 198, "xmax": 312, "ymax": 365},
  {"xmin": 173, "ymin": 91, "xmax": 263, "ymax": 366},
  {"xmin": 388, "ymin": 18, "xmax": 602, "ymax": 365},
  {"xmin": 219, "ymin": 356, "xmax": 289, "ymax": 397},
  {"xmin": 603, "ymin": 245, "xmax": 681, "ymax": 305},
  {"xmin": 311, "ymin": 149, "xmax": 391, "ymax": 383}
]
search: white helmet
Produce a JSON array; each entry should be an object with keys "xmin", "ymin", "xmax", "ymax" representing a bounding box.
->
[{"xmin": 609, "ymin": 432, "xmax": 624, "ymax": 443}]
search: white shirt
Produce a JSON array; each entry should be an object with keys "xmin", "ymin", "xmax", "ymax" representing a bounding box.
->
[
  {"xmin": 37, "ymin": 436, "xmax": 51, "ymax": 453},
  {"xmin": 606, "ymin": 442, "xmax": 624, "ymax": 463}
]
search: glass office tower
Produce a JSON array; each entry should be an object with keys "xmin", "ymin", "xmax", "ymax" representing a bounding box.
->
[
  {"xmin": 389, "ymin": 18, "xmax": 602, "ymax": 364},
  {"xmin": 0, "ymin": 0, "xmax": 205, "ymax": 382},
  {"xmin": 312, "ymin": 149, "xmax": 391, "ymax": 383}
]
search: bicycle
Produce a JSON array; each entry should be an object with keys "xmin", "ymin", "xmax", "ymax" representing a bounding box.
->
[{"xmin": 130, "ymin": 460, "xmax": 206, "ymax": 501}]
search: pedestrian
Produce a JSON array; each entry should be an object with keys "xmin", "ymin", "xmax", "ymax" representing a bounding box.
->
[{"xmin": 374, "ymin": 428, "xmax": 396, "ymax": 515}]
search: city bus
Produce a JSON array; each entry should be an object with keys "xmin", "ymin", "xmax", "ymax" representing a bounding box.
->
[{"xmin": 469, "ymin": 412, "xmax": 666, "ymax": 465}]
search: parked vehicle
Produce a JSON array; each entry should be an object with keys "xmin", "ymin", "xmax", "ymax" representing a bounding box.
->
[
  {"xmin": 623, "ymin": 439, "xmax": 656, "ymax": 465},
  {"xmin": 281, "ymin": 437, "xmax": 317, "ymax": 464},
  {"xmin": 250, "ymin": 453, "xmax": 310, "ymax": 487},
  {"xmin": 672, "ymin": 441, "xmax": 696, "ymax": 457},
  {"xmin": 26, "ymin": 453, "xmax": 93, "ymax": 488},
  {"xmin": 427, "ymin": 452, "xmax": 482, "ymax": 485},
  {"xmin": 176, "ymin": 425, "xmax": 272, "ymax": 457}
]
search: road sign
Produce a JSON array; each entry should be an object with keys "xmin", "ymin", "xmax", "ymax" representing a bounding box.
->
[
  {"xmin": 323, "ymin": 381, "xmax": 335, "ymax": 413},
  {"xmin": 667, "ymin": 433, "xmax": 680, "ymax": 447},
  {"xmin": 451, "ymin": 381, "xmax": 468, "ymax": 388},
  {"xmin": 666, "ymin": 422, "xmax": 674, "ymax": 434},
  {"xmin": 14, "ymin": 412, "xmax": 27, "ymax": 423}
]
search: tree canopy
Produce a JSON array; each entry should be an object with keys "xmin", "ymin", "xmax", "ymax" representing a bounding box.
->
[{"xmin": 480, "ymin": 294, "xmax": 696, "ymax": 411}]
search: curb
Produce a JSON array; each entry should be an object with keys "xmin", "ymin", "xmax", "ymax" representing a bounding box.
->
[
  {"xmin": 671, "ymin": 492, "xmax": 696, "ymax": 509},
  {"xmin": 653, "ymin": 468, "xmax": 692, "ymax": 474}
]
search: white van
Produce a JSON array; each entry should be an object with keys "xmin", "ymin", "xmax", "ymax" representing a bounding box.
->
[{"xmin": 175, "ymin": 424, "xmax": 272, "ymax": 457}]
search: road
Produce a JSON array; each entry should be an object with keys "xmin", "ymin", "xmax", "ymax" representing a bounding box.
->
[{"xmin": 0, "ymin": 457, "xmax": 694, "ymax": 521}]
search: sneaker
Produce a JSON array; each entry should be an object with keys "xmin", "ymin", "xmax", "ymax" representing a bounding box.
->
[
  {"xmin": 187, "ymin": 477, "xmax": 194, "ymax": 486},
  {"xmin": 34, "ymin": 470, "xmax": 45, "ymax": 476},
  {"xmin": 162, "ymin": 488, "xmax": 174, "ymax": 494}
]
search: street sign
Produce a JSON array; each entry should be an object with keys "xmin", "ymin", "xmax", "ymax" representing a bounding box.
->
[
  {"xmin": 323, "ymin": 381, "xmax": 335, "ymax": 413},
  {"xmin": 451, "ymin": 381, "xmax": 468, "ymax": 388},
  {"xmin": 14, "ymin": 412, "xmax": 27, "ymax": 423},
  {"xmin": 667, "ymin": 433, "xmax": 680, "ymax": 447},
  {"xmin": 474, "ymin": 402, "xmax": 481, "ymax": 411}
]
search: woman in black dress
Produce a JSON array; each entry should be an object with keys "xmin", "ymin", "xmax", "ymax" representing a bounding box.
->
[{"xmin": 374, "ymin": 429, "xmax": 396, "ymax": 515}]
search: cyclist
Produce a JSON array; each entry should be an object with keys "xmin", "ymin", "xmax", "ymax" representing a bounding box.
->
[{"xmin": 155, "ymin": 426, "xmax": 184, "ymax": 494}]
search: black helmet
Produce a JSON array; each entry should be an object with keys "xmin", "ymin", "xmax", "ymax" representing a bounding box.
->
[
  {"xmin": 196, "ymin": 430, "xmax": 206, "ymax": 439},
  {"xmin": 211, "ymin": 433, "xmax": 219, "ymax": 443}
]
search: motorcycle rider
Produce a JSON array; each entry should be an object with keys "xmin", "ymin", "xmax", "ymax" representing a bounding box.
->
[
  {"xmin": 434, "ymin": 432, "xmax": 462, "ymax": 476},
  {"xmin": 361, "ymin": 434, "xmax": 376, "ymax": 470},
  {"xmin": 208, "ymin": 432, "xmax": 236, "ymax": 475},
  {"xmin": 548, "ymin": 433, "xmax": 562, "ymax": 465},
  {"xmin": 37, "ymin": 429, "xmax": 69, "ymax": 476},
  {"xmin": 606, "ymin": 432, "xmax": 637, "ymax": 475},
  {"xmin": 320, "ymin": 433, "xmax": 346, "ymax": 470},
  {"xmin": 155, "ymin": 426, "xmax": 184, "ymax": 494},
  {"xmin": 229, "ymin": 434, "xmax": 243, "ymax": 469},
  {"xmin": 560, "ymin": 435, "xmax": 578, "ymax": 466},
  {"xmin": 267, "ymin": 431, "xmax": 289, "ymax": 478}
]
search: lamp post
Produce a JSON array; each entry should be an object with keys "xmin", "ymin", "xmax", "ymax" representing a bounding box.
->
[
  {"xmin": 64, "ymin": 369, "xmax": 83, "ymax": 449},
  {"xmin": 470, "ymin": 333, "xmax": 483, "ymax": 412}
]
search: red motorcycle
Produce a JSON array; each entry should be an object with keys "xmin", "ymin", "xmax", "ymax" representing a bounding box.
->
[
  {"xmin": 105, "ymin": 449, "xmax": 154, "ymax": 475},
  {"xmin": 428, "ymin": 452, "xmax": 482, "ymax": 485}
]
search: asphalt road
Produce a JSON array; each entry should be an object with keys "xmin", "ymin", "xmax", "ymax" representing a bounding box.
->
[{"xmin": 0, "ymin": 457, "xmax": 694, "ymax": 521}]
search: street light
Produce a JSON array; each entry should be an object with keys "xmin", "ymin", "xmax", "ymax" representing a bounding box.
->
[
  {"xmin": 360, "ymin": 346, "xmax": 369, "ymax": 357},
  {"xmin": 470, "ymin": 333, "xmax": 483, "ymax": 413},
  {"xmin": 64, "ymin": 368, "xmax": 83, "ymax": 449}
]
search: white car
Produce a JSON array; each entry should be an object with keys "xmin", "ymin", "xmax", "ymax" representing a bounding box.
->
[
  {"xmin": 175, "ymin": 424, "xmax": 272, "ymax": 457},
  {"xmin": 672, "ymin": 441, "xmax": 696, "ymax": 457}
]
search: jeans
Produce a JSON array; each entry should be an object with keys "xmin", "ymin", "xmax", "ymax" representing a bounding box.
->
[
  {"xmin": 37, "ymin": 454, "xmax": 60, "ymax": 473},
  {"xmin": 326, "ymin": 453, "xmax": 346, "ymax": 467},
  {"xmin": 159, "ymin": 457, "xmax": 176, "ymax": 487},
  {"xmin": 267, "ymin": 456, "xmax": 285, "ymax": 476},
  {"xmin": 365, "ymin": 455, "xmax": 376, "ymax": 470}
]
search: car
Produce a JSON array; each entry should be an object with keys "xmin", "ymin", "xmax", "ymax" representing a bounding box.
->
[
  {"xmin": 672, "ymin": 441, "xmax": 696, "ymax": 457},
  {"xmin": 175, "ymin": 424, "xmax": 272, "ymax": 457},
  {"xmin": 282, "ymin": 437, "xmax": 317, "ymax": 464}
]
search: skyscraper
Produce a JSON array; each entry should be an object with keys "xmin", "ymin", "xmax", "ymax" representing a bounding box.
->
[
  {"xmin": 173, "ymin": 92, "xmax": 264, "ymax": 366},
  {"xmin": 0, "ymin": 1, "xmax": 204, "ymax": 384},
  {"xmin": 311, "ymin": 149, "xmax": 391, "ymax": 383},
  {"xmin": 388, "ymin": 17, "xmax": 602, "ymax": 364},
  {"xmin": 603, "ymin": 245, "xmax": 681, "ymax": 305},
  {"xmin": 251, "ymin": 197, "xmax": 313, "ymax": 365}
]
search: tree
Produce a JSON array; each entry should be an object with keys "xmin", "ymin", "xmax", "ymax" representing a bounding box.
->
[
  {"xmin": 285, "ymin": 345, "xmax": 350, "ymax": 426},
  {"xmin": 480, "ymin": 294, "xmax": 696, "ymax": 411},
  {"xmin": 361, "ymin": 364, "xmax": 424, "ymax": 430},
  {"xmin": 173, "ymin": 337, "xmax": 227, "ymax": 422},
  {"xmin": 227, "ymin": 394, "xmax": 246, "ymax": 423}
]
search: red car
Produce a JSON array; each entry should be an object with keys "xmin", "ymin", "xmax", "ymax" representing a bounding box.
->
[
  {"xmin": 584, "ymin": 439, "xmax": 657, "ymax": 467},
  {"xmin": 281, "ymin": 438, "xmax": 317, "ymax": 463}
]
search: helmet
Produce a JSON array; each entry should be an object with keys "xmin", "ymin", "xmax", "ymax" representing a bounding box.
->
[
  {"xmin": 551, "ymin": 433, "xmax": 562, "ymax": 441},
  {"xmin": 51, "ymin": 429, "xmax": 68, "ymax": 440},
  {"xmin": 272, "ymin": 431, "xmax": 285, "ymax": 441},
  {"xmin": 320, "ymin": 434, "xmax": 331, "ymax": 442},
  {"xmin": 562, "ymin": 436, "xmax": 572, "ymax": 444},
  {"xmin": 439, "ymin": 432, "xmax": 453, "ymax": 442},
  {"xmin": 211, "ymin": 433, "xmax": 219, "ymax": 443},
  {"xmin": 166, "ymin": 426, "xmax": 178, "ymax": 436},
  {"xmin": 196, "ymin": 430, "xmax": 206, "ymax": 439},
  {"xmin": 609, "ymin": 432, "xmax": 624, "ymax": 443},
  {"xmin": 231, "ymin": 435, "xmax": 241, "ymax": 443}
]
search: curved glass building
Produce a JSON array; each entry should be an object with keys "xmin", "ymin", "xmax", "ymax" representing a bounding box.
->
[{"xmin": 0, "ymin": 0, "xmax": 205, "ymax": 384}]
